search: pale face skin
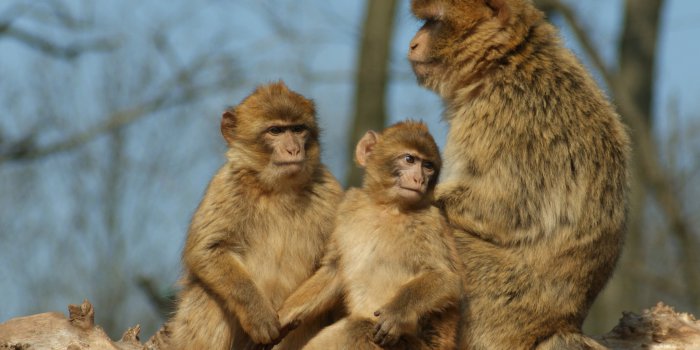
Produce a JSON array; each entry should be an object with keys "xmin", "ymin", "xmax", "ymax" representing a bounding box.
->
[
  {"xmin": 408, "ymin": 19, "xmax": 442, "ymax": 85},
  {"xmin": 263, "ymin": 121, "xmax": 310, "ymax": 175},
  {"xmin": 355, "ymin": 129, "xmax": 438, "ymax": 208},
  {"xmin": 391, "ymin": 152, "xmax": 436, "ymax": 205}
]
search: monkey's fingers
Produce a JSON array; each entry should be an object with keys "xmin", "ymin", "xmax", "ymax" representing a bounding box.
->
[
  {"xmin": 282, "ymin": 319, "xmax": 301, "ymax": 332},
  {"xmin": 250, "ymin": 319, "xmax": 281, "ymax": 345},
  {"xmin": 381, "ymin": 332, "xmax": 400, "ymax": 347},
  {"xmin": 266, "ymin": 319, "xmax": 298, "ymax": 347},
  {"xmin": 372, "ymin": 320, "xmax": 394, "ymax": 346},
  {"xmin": 267, "ymin": 325, "xmax": 281, "ymax": 343},
  {"xmin": 244, "ymin": 342, "xmax": 270, "ymax": 350},
  {"xmin": 278, "ymin": 307, "xmax": 303, "ymax": 327}
]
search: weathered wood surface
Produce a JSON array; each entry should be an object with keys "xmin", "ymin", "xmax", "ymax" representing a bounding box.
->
[
  {"xmin": 0, "ymin": 300, "xmax": 142, "ymax": 350},
  {"xmin": 1, "ymin": 300, "xmax": 698, "ymax": 349},
  {"xmin": 595, "ymin": 303, "xmax": 700, "ymax": 349}
]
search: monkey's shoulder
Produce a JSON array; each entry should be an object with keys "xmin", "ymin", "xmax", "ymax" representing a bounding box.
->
[
  {"xmin": 334, "ymin": 188, "xmax": 369, "ymax": 215},
  {"xmin": 187, "ymin": 163, "xmax": 340, "ymax": 237},
  {"xmin": 335, "ymin": 190, "xmax": 448, "ymax": 242},
  {"xmin": 307, "ymin": 166, "xmax": 344, "ymax": 202}
]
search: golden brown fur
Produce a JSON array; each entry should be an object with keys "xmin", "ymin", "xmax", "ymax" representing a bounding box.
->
[
  {"xmin": 278, "ymin": 121, "xmax": 463, "ymax": 350},
  {"xmin": 164, "ymin": 82, "xmax": 343, "ymax": 350},
  {"xmin": 408, "ymin": 1, "xmax": 630, "ymax": 349}
]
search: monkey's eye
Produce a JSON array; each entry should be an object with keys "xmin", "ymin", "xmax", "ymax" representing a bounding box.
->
[
  {"xmin": 267, "ymin": 126, "xmax": 283, "ymax": 135},
  {"xmin": 423, "ymin": 18, "xmax": 439, "ymax": 28},
  {"xmin": 291, "ymin": 125, "xmax": 306, "ymax": 133},
  {"xmin": 404, "ymin": 154, "xmax": 416, "ymax": 164},
  {"xmin": 423, "ymin": 161, "xmax": 434, "ymax": 170}
]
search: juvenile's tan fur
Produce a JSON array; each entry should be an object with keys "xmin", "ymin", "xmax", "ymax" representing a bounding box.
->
[
  {"xmin": 409, "ymin": 1, "xmax": 630, "ymax": 349},
  {"xmin": 165, "ymin": 82, "xmax": 343, "ymax": 350},
  {"xmin": 279, "ymin": 122, "xmax": 463, "ymax": 350}
]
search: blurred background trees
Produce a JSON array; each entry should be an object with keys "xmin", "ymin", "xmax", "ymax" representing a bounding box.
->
[{"xmin": 0, "ymin": 0, "xmax": 698, "ymax": 339}]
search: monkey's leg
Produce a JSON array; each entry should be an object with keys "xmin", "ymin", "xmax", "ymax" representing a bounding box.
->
[
  {"xmin": 273, "ymin": 317, "xmax": 325, "ymax": 350},
  {"xmin": 301, "ymin": 317, "xmax": 380, "ymax": 350},
  {"xmin": 419, "ymin": 307, "xmax": 461, "ymax": 350},
  {"xmin": 167, "ymin": 283, "xmax": 238, "ymax": 350}
]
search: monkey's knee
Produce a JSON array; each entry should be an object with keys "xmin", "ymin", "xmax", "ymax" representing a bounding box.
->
[
  {"xmin": 301, "ymin": 320, "xmax": 345, "ymax": 350},
  {"xmin": 167, "ymin": 285, "xmax": 235, "ymax": 350},
  {"xmin": 303, "ymin": 318, "xmax": 379, "ymax": 350},
  {"xmin": 420, "ymin": 308, "xmax": 460, "ymax": 350},
  {"xmin": 536, "ymin": 333, "xmax": 606, "ymax": 350}
]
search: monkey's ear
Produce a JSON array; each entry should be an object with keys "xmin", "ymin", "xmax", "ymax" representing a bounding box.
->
[
  {"xmin": 221, "ymin": 110, "xmax": 236, "ymax": 146},
  {"xmin": 355, "ymin": 130, "xmax": 379, "ymax": 168},
  {"xmin": 485, "ymin": 0, "xmax": 511, "ymax": 22}
]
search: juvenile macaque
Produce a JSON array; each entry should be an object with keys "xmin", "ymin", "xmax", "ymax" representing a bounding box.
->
[
  {"xmin": 278, "ymin": 121, "xmax": 463, "ymax": 350},
  {"xmin": 408, "ymin": 0, "xmax": 630, "ymax": 349},
  {"xmin": 165, "ymin": 82, "xmax": 343, "ymax": 350}
]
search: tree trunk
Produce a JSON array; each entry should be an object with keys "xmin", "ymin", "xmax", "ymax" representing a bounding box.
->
[
  {"xmin": 345, "ymin": 0, "xmax": 398, "ymax": 187},
  {"xmin": 587, "ymin": 0, "xmax": 666, "ymax": 334}
]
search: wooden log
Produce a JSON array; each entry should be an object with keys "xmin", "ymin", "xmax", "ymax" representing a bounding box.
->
[
  {"xmin": 1, "ymin": 300, "xmax": 699, "ymax": 349},
  {"xmin": 0, "ymin": 300, "xmax": 143, "ymax": 350},
  {"xmin": 595, "ymin": 302, "xmax": 700, "ymax": 349}
]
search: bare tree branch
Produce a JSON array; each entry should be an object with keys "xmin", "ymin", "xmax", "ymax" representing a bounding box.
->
[
  {"xmin": 0, "ymin": 24, "xmax": 118, "ymax": 59},
  {"xmin": 0, "ymin": 55, "xmax": 240, "ymax": 163},
  {"xmin": 0, "ymin": 2, "xmax": 118, "ymax": 60}
]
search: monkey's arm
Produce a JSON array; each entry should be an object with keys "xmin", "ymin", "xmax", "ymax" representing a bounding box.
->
[
  {"xmin": 278, "ymin": 242, "xmax": 343, "ymax": 328},
  {"xmin": 373, "ymin": 269, "xmax": 461, "ymax": 347},
  {"xmin": 183, "ymin": 228, "xmax": 280, "ymax": 344},
  {"xmin": 278, "ymin": 265, "xmax": 342, "ymax": 326},
  {"xmin": 436, "ymin": 180, "xmax": 537, "ymax": 246}
]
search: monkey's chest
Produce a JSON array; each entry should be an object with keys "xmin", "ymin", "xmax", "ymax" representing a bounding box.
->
[
  {"xmin": 243, "ymin": 216, "xmax": 327, "ymax": 305},
  {"xmin": 336, "ymin": 227, "xmax": 417, "ymax": 317}
]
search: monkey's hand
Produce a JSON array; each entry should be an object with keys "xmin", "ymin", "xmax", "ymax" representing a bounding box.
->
[
  {"xmin": 248, "ymin": 320, "xmax": 299, "ymax": 350},
  {"xmin": 372, "ymin": 307, "xmax": 418, "ymax": 347},
  {"xmin": 278, "ymin": 304, "xmax": 306, "ymax": 330},
  {"xmin": 240, "ymin": 301, "xmax": 281, "ymax": 345}
]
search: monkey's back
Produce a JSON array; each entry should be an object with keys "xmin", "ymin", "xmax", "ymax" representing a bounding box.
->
[{"xmin": 439, "ymin": 19, "xmax": 630, "ymax": 349}]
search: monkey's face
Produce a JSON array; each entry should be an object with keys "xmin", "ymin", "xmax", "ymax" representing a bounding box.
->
[
  {"xmin": 390, "ymin": 152, "xmax": 437, "ymax": 205},
  {"xmin": 221, "ymin": 81, "xmax": 321, "ymax": 189},
  {"xmin": 408, "ymin": 20, "xmax": 442, "ymax": 87},
  {"xmin": 408, "ymin": 1, "xmax": 488, "ymax": 90},
  {"xmin": 408, "ymin": 0, "xmax": 532, "ymax": 94},
  {"xmin": 252, "ymin": 117, "xmax": 320, "ymax": 189},
  {"xmin": 262, "ymin": 121, "xmax": 311, "ymax": 176},
  {"xmin": 356, "ymin": 121, "xmax": 441, "ymax": 209}
]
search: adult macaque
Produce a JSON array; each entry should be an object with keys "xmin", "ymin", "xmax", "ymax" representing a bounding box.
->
[
  {"xmin": 408, "ymin": 1, "xmax": 630, "ymax": 349},
  {"xmin": 278, "ymin": 121, "xmax": 463, "ymax": 350},
  {"xmin": 165, "ymin": 82, "xmax": 343, "ymax": 350}
]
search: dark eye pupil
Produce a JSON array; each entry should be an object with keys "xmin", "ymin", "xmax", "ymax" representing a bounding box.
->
[
  {"xmin": 269, "ymin": 127, "xmax": 282, "ymax": 134},
  {"xmin": 292, "ymin": 125, "xmax": 304, "ymax": 133},
  {"xmin": 424, "ymin": 162, "xmax": 433, "ymax": 169},
  {"xmin": 405, "ymin": 155, "xmax": 414, "ymax": 163}
]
